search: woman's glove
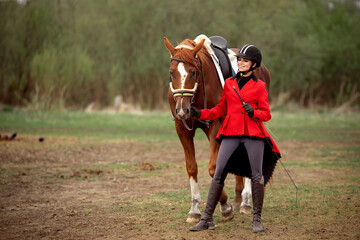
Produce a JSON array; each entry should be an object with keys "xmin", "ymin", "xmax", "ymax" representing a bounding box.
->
[
  {"xmin": 243, "ymin": 103, "xmax": 254, "ymax": 118},
  {"xmin": 190, "ymin": 106, "xmax": 201, "ymax": 118}
]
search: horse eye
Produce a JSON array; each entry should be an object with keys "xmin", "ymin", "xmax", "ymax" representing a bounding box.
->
[
  {"xmin": 190, "ymin": 70, "xmax": 197, "ymax": 79},
  {"xmin": 169, "ymin": 71, "xmax": 174, "ymax": 81}
]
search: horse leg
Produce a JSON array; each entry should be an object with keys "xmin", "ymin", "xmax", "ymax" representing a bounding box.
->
[
  {"xmin": 187, "ymin": 174, "xmax": 201, "ymax": 223},
  {"xmin": 240, "ymin": 177, "xmax": 252, "ymax": 215},
  {"xmin": 176, "ymin": 124, "xmax": 201, "ymax": 223},
  {"xmin": 234, "ymin": 175, "xmax": 244, "ymax": 210},
  {"xmin": 185, "ymin": 145, "xmax": 202, "ymax": 223},
  {"xmin": 207, "ymin": 123, "xmax": 234, "ymax": 221}
]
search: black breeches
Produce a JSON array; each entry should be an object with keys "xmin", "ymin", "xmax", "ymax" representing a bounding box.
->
[{"xmin": 213, "ymin": 138, "xmax": 264, "ymax": 184}]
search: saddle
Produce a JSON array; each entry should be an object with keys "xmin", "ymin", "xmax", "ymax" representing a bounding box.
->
[{"xmin": 209, "ymin": 36, "xmax": 234, "ymax": 80}]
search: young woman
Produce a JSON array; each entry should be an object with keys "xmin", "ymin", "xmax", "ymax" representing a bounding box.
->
[{"xmin": 189, "ymin": 45, "xmax": 280, "ymax": 233}]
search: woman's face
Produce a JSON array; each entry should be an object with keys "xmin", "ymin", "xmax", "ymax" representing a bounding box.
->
[{"xmin": 237, "ymin": 58, "xmax": 253, "ymax": 72}]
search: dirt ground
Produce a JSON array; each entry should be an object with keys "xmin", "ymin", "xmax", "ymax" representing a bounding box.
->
[{"xmin": 0, "ymin": 135, "xmax": 359, "ymax": 240}]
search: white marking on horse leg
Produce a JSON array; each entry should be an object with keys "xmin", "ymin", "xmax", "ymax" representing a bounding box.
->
[
  {"xmin": 240, "ymin": 177, "xmax": 252, "ymax": 214},
  {"xmin": 187, "ymin": 177, "xmax": 201, "ymax": 222},
  {"xmin": 241, "ymin": 177, "xmax": 252, "ymax": 207},
  {"xmin": 220, "ymin": 201, "xmax": 234, "ymax": 221},
  {"xmin": 177, "ymin": 62, "xmax": 188, "ymax": 89},
  {"xmin": 220, "ymin": 202, "xmax": 232, "ymax": 213}
]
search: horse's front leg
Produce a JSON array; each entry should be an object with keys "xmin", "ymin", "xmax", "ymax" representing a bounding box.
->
[
  {"xmin": 206, "ymin": 121, "xmax": 234, "ymax": 221},
  {"xmin": 176, "ymin": 122, "xmax": 201, "ymax": 223}
]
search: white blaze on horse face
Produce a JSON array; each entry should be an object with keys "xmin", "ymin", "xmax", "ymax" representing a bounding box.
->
[
  {"xmin": 177, "ymin": 62, "xmax": 188, "ymax": 89},
  {"xmin": 178, "ymin": 98, "xmax": 185, "ymax": 118},
  {"xmin": 189, "ymin": 177, "xmax": 201, "ymax": 216},
  {"xmin": 174, "ymin": 62, "xmax": 189, "ymax": 118}
]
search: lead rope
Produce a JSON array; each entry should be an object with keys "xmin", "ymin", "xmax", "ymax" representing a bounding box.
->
[
  {"xmin": 197, "ymin": 61, "xmax": 210, "ymax": 128},
  {"xmin": 181, "ymin": 118, "xmax": 193, "ymax": 131}
]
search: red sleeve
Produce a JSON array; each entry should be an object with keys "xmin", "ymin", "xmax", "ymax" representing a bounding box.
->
[
  {"xmin": 199, "ymin": 85, "xmax": 227, "ymax": 121},
  {"xmin": 252, "ymin": 84, "xmax": 271, "ymax": 122}
]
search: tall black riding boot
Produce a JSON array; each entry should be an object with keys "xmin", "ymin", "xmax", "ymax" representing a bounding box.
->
[
  {"xmin": 189, "ymin": 181, "xmax": 224, "ymax": 231},
  {"xmin": 252, "ymin": 177, "xmax": 265, "ymax": 233}
]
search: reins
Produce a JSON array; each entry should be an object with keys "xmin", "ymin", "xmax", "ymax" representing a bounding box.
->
[{"xmin": 170, "ymin": 57, "xmax": 210, "ymax": 131}]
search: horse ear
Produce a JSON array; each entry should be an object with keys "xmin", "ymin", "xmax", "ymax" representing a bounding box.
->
[
  {"xmin": 164, "ymin": 37, "xmax": 176, "ymax": 57},
  {"xmin": 192, "ymin": 39, "xmax": 205, "ymax": 57}
]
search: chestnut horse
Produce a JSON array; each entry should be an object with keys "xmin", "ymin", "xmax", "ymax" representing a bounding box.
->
[{"xmin": 164, "ymin": 36, "xmax": 271, "ymax": 223}]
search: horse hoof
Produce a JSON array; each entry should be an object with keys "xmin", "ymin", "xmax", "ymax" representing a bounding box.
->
[
  {"xmin": 222, "ymin": 210, "xmax": 234, "ymax": 221},
  {"xmin": 221, "ymin": 203, "xmax": 234, "ymax": 221},
  {"xmin": 186, "ymin": 213, "xmax": 201, "ymax": 223},
  {"xmin": 233, "ymin": 201, "xmax": 241, "ymax": 211},
  {"xmin": 240, "ymin": 205, "xmax": 251, "ymax": 215}
]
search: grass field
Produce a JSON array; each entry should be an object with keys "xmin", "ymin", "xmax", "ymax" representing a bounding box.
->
[{"xmin": 0, "ymin": 109, "xmax": 359, "ymax": 239}]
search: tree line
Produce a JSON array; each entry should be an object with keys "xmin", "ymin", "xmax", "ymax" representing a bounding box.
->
[{"xmin": 0, "ymin": 0, "xmax": 359, "ymax": 110}]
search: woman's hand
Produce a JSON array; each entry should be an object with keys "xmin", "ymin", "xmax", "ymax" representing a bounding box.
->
[
  {"xmin": 191, "ymin": 106, "xmax": 201, "ymax": 118},
  {"xmin": 243, "ymin": 103, "xmax": 254, "ymax": 118}
]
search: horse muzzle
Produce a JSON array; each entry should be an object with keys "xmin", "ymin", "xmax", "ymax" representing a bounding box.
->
[
  {"xmin": 170, "ymin": 82, "xmax": 198, "ymax": 120},
  {"xmin": 174, "ymin": 97, "xmax": 192, "ymax": 120}
]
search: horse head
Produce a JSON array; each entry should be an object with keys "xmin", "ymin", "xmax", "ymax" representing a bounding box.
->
[{"xmin": 164, "ymin": 37, "xmax": 205, "ymax": 120}]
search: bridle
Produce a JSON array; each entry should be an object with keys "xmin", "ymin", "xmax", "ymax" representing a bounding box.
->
[
  {"xmin": 169, "ymin": 56, "xmax": 209, "ymax": 130},
  {"xmin": 169, "ymin": 57, "xmax": 198, "ymax": 104}
]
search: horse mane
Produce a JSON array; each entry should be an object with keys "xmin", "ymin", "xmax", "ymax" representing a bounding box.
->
[{"xmin": 173, "ymin": 39, "xmax": 212, "ymax": 70}]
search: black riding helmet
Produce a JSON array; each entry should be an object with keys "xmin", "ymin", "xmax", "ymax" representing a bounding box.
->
[{"xmin": 236, "ymin": 45, "xmax": 262, "ymax": 70}]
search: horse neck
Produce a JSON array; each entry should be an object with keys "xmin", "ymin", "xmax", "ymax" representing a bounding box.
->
[{"xmin": 195, "ymin": 55, "xmax": 223, "ymax": 109}]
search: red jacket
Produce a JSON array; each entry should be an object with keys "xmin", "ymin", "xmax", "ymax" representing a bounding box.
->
[{"xmin": 199, "ymin": 76, "xmax": 280, "ymax": 155}]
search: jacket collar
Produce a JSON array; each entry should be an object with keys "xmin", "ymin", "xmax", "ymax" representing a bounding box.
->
[
  {"xmin": 230, "ymin": 76, "xmax": 257, "ymax": 96},
  {"xmin": 239, "ymin": 78, "xmax": 256, "ymax": 95}
]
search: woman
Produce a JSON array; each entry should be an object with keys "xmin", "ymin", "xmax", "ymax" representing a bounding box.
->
[{"xmin": 189, "ymin": 45, "xmax": 280, "ymax": 233}]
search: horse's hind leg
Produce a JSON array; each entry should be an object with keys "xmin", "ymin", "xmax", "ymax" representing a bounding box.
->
[
  {"xmin": 240, "ymin": 177, "xmax": 252, "ymax": 215},
  {"xmin": 234, "ymin": 175, "xmax": 244, "ymax": 210},
  {"xmin": 219, "ymin": 194, "xmax": 234, "ymax": 221}
]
